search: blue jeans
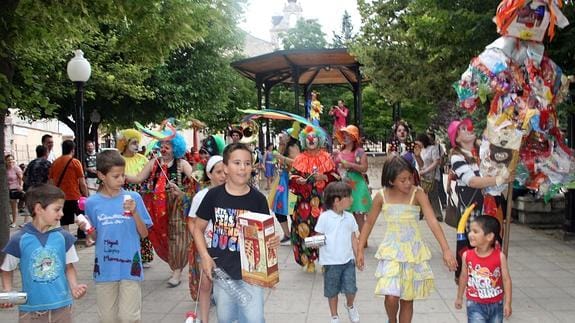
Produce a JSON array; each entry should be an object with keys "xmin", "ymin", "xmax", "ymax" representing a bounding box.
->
[
  {"xmin": 213, "ymin": 280, "xmax": 264, "ymax": 323},
  {"xmin": 323, "ymin": 260, "xmax": 358, "ymax": 298},
  {"xmin": 467, "ymin": 300, "xmax": 503, "ymax": 323}
]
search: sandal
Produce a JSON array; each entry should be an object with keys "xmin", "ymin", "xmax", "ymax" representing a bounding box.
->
[{"xmin": 167, "ymin": 277, "xmax": 181, "ymax": 288}]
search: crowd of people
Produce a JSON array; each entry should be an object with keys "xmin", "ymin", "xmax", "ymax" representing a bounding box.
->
[{"xmin": 1, "ymin": 112, "xmax": 514, "ymax": 323}]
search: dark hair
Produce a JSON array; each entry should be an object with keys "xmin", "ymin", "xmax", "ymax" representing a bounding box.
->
[
  {"xmin": 427, "ymin": 132, "xmax": 436, "ymax": 141},
  {"xmin": 96, "ymin": 150, "xmax": 126, "ymax": 174},
  {"xmin": 381, "ymin": 156, "xmax": 414, "ymax": 187},
  {"xmin": 25, "ymin": 184, "xmax": 65, "ymax": 216},
  {"xmin": 223, "ymin": 142, "xmax": 252, "ymax": 164},
  {"xmin": 473, "ymin": 215, "xmax": 502, "ymax": 248},
  {"xmin": 323, "ymin": 181, "xmax": 352, "ymax": 210},
  {"xmin": 41, "ymin": 134, "xmax": 53, "ymax": 144},
  {"xmin": 35, "ymin": 145, "xmax": 47, "ymax": 158},
  {"xmin": 393, "ymin": 120, "xmax": 411, "ymax": 136},
  {"xmin": 62, "ymin": 140, "xmax": 75, "ymax": 155},
  {"xmin": 415, "ymin": 133, "xmax": 431, "ymax": 148},
  {"xmin": 266, "ymin": 143, "xmax": 274, "ymax": 150},
  {"xmin": 283, "ymin": 137, "xmax": 300, "ymax": 157}
]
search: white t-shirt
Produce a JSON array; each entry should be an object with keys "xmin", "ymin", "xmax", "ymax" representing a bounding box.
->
[
  {"xmin": 315, "ymin": 209, "xmax": 358, "ymax": 265},
  {"xmin": 188, "ymin": 187, "xmax": 213, "ymax": 246},
  {"xmin": 1, "ymin": 245, "xmax": 79, "ymax": 271}
]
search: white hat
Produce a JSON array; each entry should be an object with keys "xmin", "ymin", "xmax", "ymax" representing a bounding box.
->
[{"xmin": 206, "ymin": 155, "xmax": 223, "ymax": 173}]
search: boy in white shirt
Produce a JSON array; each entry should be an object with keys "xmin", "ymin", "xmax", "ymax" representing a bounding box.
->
[{"xmin": 315, "ymin": 181, "xmax": 360, "ymax": 323}]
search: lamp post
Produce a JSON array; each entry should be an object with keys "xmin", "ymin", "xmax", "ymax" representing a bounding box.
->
[
  {"xmin": 67, "ymin": 49, "xmax": 91, "ymax": 166},
  {"xmin": 90, "ymin": 109, "xmax": 101, "ymax": 151}
]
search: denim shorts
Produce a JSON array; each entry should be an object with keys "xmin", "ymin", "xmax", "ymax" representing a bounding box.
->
[
  {"xmin": 466, "ymin": 300, "xmax": 503, "ymax": 323},
  {"xmin": 323, "ymin": 259, "xmax": 358, "ymax": 298},
  {"xmin": 212, "ymin": 279, "xmax": 264, "ymax": 323}
]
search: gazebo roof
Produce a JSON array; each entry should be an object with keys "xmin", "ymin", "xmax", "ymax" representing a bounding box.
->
[{"xmin": 231, "ymin": 48, "xmax": 363, "ymax": 85}]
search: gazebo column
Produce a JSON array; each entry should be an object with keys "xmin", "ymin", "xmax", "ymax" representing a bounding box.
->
[
  {"xmin": 292, "ymin": 66, "xmax": 300, "ymax": 115},
  {"xmin": 256, "ymin": 76, "xmax": 265, "ymax": 151}
]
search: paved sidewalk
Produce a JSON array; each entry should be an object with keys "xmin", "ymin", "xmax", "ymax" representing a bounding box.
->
[{"xmin": 2, "ymin": 219, "xmax": 575, "ymax": 322}]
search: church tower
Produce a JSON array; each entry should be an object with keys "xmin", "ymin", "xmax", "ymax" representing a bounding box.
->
[{"xmin": 270, "ymin": 0, "xmax": 303, "ymax": 49}]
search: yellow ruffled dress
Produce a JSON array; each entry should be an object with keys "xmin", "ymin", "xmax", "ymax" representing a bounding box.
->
[{"xmin": 374, "ymin": 187, "xmax": 434, "ymax": 300}]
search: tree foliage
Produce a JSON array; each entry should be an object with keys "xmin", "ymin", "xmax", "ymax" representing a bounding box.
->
[{"xmin": 281, "ymin": 18, "xmax": 328, "ymax": 50}]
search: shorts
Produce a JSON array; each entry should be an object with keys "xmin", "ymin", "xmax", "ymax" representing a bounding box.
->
[
  {"xmin": 19, "ymin": 305, "xmax": 72, "ymax": 323},
  {"xmin": 467, "ymin": 300, "xmax": 503, "ymax": 323},
  {"xmin": 61, "ymin": 200, "xmax": 80, "ymax": 226},
  {"xmin": 9, "ymin": 189, "xmax": 24, "ymax": 200},
  {"xmin": 323, "ymin": 259, "xmax": 357, "ymax": 298}
]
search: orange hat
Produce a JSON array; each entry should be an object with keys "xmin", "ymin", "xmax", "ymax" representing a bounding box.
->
[{"xmin": 336, "ymin": 125, "xmax": 360, "ymax": 144}]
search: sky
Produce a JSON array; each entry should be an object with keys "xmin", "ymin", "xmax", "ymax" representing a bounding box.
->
[{"xmin": 239, "ymin": 0, "xmax": 361, "ymax": 42}]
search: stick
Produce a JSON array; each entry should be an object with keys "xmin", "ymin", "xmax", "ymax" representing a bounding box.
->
[{"xmin": 502, "ymin": 183, "xmax": 514, "ymax": 256}]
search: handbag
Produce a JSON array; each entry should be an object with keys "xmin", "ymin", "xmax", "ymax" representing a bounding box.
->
[{"xmin": 444, "ymin": 193, "xmax": 459, "ymax": 228}]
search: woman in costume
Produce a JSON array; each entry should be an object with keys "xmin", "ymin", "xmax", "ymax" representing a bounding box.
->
[
  {"xmin": 270, "ymin": 126, "xmax": 301, "ymax": 244},
  {"xmin": 117, "ymin": 129, "xmax": 155, "ymax": 268},
  {"xmin": 289, "ymin": 125, "xmax": 339, "ymax": 272},
  {"xmin": 127, "ymin": 126, "xmax": 195, "ymax": 287},
  {"xmin": 308, "ymin": 91, "xmax": 323, "ymax": 126},
  {"xmin": 334, "ymin": 125, "xmax": 372, "ymax": 240},
  {"xmin": 387, "ymin": 120, "xmax": 424, "ymax": 185},
  {"xmin": 447, "ymin": 119, "xmax": 512, "ymax": 283}
]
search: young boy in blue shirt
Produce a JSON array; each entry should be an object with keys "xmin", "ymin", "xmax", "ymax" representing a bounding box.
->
[
  {"xmin": 1, "ymin": 184, "xmax": 87, "ymax": 321},
  {"xmin": 193, "ymin": 143, "xmax": 280, "ymax": 323},
  {"xmin": 79, "ymin": 150, "xmax": 152, "ymax": 323}
]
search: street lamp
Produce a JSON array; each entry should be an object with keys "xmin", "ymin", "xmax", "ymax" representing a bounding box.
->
[{"xmin": 67, "ymin": 49, "xmax": 91, "ymax": 166}]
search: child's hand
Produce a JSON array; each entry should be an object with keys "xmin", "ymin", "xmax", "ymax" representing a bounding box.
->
[
  {"xmin": 123, "ymin": 196, "xmax": 136, "ymax": 214},
  {"xmin": 355, "ymin": 252, "xmax": 365, "ymax": 271},
  {"xmin": 504, "ymin": 303, "xmax": 512, "ymax": 318},
  {"xmin": 443, "ymin": 250, "xmax": 458, "ymax": 272},
  {"xmin": 71, "ymin": 284, "xmax": 88, "ymax": 299},
  {"xmin": 454, "ymin": 298, "xmax": 463, "ymax": 310},
  {"xmin": 268, "ymin": 235, "xmax": 280, "ymax": 249}
]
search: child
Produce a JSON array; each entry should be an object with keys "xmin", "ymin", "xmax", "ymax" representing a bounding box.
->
[
  {"xmin": 1, "ymin": 184, "xmax": 87, "ymax": 321},
  {"xmin": 192, "ymin": 143, "xmax": 280, "ymax": 323},
  {"xmin": 356, "ymin": 156, "xmax": 457, "ymax": 323},
  {"xmin": 315, "ymin": 181, "xmax": 360, "ymax": 323},
  {"xmin": 80, "ymin": 150, "xmax": 152, "ymax": 323},
  {"xmin": 263, "ymin": 143, "xmax": 276, "ymax": 190},
  {"xmin": 455, "ymin": 216, "xmax": 512, "ymax": 322},
  {"xmin": 187, "ymin": 155, "xmax": 226, "ymax": 323}
]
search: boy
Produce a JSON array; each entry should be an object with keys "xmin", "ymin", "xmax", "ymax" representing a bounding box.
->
[
  {"xmin": 192, "ymin": 143, "xmax": 279, "ymax": 323},
  {"xmin": 79, "ymin": 150, "xmax": 152, "ymax": 323},
  {"xmin": 1, "ymin": 184, "xmax": 87, "ymax": 321},
  {"xmin": 315, "ymin": 182, "xmax": 360, "ymax": 323},
  {"xmin": 455, "ymin": 215, "xmax": 512, "ymax": 322}
]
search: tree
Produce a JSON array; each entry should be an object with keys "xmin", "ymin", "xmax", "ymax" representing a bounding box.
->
[
  {"xmin": 331, "ymin": 10, "xmax": 355, "ymax": 48},
  {"xmin": 0, "ymin": 0, "xmax": 246, "ymax": 258},
  {"xmin": 281, "ymin": 19, "xmax": 328, "ymax": 50}
]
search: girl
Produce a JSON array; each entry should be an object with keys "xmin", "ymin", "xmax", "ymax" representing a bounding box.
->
[
  {"xmin": 5, "ymin": 154, "xmax": 24, "ymax": 228},
  {"xmin": 263, "ymin": 143, "xmax": 276, "ymax": 190},
  {"xmin": 187, "ymin": 155, "xmax": 226, "ymax": 323},
  {"xmin": 356, "ymin": 156, "xmax": 457, "ymax": 323},
  {"xmin": 455, "ymin": 215, "xmax": 512, "ymax": 322}
]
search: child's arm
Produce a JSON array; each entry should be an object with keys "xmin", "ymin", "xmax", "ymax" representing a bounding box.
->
[
  {"xmin": 351, "ymin": 231, "xmax": 359, "ymax": 260},
  {"xmin": 0, "ymin": 270, "xmax": 15, "ymax": 308},
  {"xmin": 454, "ymin": 251, "xmax": 468, "ymax": 309},
  {"xmin": 65, "ymin": 264, "xmax": 87, "ymax": 299},
  {"xmin": 417, "ymin": 188, "xmax": 457, "ymax": 271},
  {"xmin": 500, "ymin": 251, "xmax": 512, "ymax": 319},
  {"xmin": 192, "ymin": 218, "xmax": 216, "ymax": 280},
  {"xmin": 124, "ymin": 198, "xmax": 149, "ymax": 238},
  {"xmin": 356, "ymin": 192, "xmax": 383, "ymax": 270}
]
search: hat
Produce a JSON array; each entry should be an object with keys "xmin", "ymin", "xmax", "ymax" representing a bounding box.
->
[
  {"xmin": 336, "ymin": 125, "xmax": 360, "ymax": 144},
  {"xmin": 206, "ymin": 155, "xmax": 223, "ymax": 173},
  {"xmin": 202, "ymin": 135, "xmax": 225, "ymax": 156},
  {"xmin": 447, "ymin": 119, "xmax": 473, "ymax": 148},
  {"xmin": 228, "ymin": 127, "xmax": 243, "ymax": 138}
]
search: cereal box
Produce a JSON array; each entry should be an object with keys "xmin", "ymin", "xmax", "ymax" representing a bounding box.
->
[{"xmin": 238, "ymin": 212, "xmax": 279, "ymax": 288}]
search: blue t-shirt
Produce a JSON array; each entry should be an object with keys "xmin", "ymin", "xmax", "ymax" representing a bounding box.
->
[
  {"xmin": 85, "ymin": 190, "xmax": 153, "ymax": 282},
  {"xmin": 2, "ymin": 224, "xmax": 76, "ymax": 312}
]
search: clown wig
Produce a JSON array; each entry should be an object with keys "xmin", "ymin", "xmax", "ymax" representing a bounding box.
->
[
  {"xmin": 158, "ymin": 130, "xmax": 187, "ymax": 159},
  {"xmin": 298, "ymin": 125, "xmax": 327, "ymax": 150},
  {"xmin": 116, "ymin": 129, "xmax": 142, "ymax": 153}
]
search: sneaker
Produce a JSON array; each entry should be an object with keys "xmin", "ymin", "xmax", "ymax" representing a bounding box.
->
[
  {"xmin": 9, "ymin": 223, "xmax": 16, "ymax": 228},
  {"xmin": 346, "ymin": 304, "xmax": 360, "ymax": 323},
  {"xmin": 330, "ymin": 316, "xmax": 340, "ymax": 323},
  {"xmin": 280, "ymin": 236, "xmax": 291, "ymax": 246}
]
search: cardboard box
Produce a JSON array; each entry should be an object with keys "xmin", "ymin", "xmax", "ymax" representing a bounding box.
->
[{"xmin": 238, "ymin": 212, "xmax": 279, "ymax": 288}]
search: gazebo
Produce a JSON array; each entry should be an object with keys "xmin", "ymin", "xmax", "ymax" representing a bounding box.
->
[{"xmin": 231, "ymin": 48, "xmax": 366, "ymax": 144}]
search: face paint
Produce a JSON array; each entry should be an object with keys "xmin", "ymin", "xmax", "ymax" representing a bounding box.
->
[{"xmin": 128, "ymin": 140, "xmax": 140, "ymax": 153}]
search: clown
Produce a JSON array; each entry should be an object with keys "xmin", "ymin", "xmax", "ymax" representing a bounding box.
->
[
  {"xmin": 289, "ymin": 126, "xmax": 339, "ymax": 272},
  {"xmin": 117, "ymin": 129, "xmax": 155, "ymax": 267},
  {"xmin": 126, "ymin": 126, "xmax": 196, "ymax": 288}
]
